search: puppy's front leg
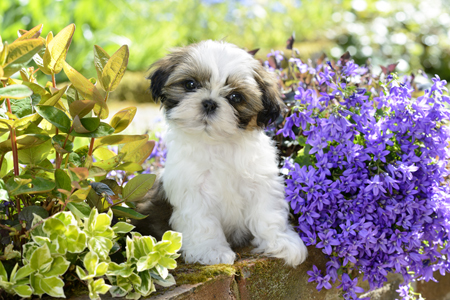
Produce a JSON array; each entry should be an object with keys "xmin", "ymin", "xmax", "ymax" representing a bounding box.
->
[
  {"xmin": 247, "ymin": 179, "xmax": 308, "ymax": 267},
  {"xmin": 170, "ymin": 208, "xmax": 236, "ymax": 265}
]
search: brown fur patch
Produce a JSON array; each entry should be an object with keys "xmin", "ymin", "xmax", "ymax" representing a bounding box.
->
[{"xmin": 132, "ymin": 175, "xmax": 173, "ymax": 240}]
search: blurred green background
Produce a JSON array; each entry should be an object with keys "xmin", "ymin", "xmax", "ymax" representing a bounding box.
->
[{"xmin": 1, "ymin": 0, "xmax": 450, "ymax": 93}]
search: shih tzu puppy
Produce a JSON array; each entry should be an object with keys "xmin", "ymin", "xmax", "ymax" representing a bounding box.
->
[{"xmin": 134, "ymin": 40, "xmax": 307, "ymax": 266}]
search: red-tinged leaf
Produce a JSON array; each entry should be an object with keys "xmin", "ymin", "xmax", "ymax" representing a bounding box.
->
[{"xmin": 63, "ymin": 62, "xmax": 108, "ymax": 119}]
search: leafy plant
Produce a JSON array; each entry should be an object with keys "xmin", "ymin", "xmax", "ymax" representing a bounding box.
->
[
  {"xmin": 0, "ymin": 23, "xmax": 181, "ymax": 299},
  {"xmin": 272, "ymin": 37, "xmax": 450, "ymax": 300}
]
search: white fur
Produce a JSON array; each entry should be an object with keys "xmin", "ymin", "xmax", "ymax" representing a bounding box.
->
[{"xmin": 160, "ymin": 40, "xmax": 308, "ymax": 266}]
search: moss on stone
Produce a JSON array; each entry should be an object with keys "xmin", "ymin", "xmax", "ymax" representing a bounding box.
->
[{"xmin": 173, "ymin": 263, "xmax": 236, "ymax": 285}]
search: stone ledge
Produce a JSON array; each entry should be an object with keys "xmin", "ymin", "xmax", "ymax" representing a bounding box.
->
[{"xmin": 144, "ymin": 246, "xmax": 450, "ymax": 300}]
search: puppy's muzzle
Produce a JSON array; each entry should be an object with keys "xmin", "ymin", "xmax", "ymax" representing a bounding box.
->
[{"xmin": 202, "ymin": 99, "xmax": 218, "ymax": 115}]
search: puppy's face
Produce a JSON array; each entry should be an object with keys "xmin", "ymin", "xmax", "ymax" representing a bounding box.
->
[{"xmin": 148, "ymin": 40, "xmax": 281, "ymax": 138}]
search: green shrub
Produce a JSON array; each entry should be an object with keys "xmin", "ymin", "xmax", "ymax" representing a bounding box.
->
[{"xmin": 0, "ymin": 23, "xmax": 181, "ymax": 299}]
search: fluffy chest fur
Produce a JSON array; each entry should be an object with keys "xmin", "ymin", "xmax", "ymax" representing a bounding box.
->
[{"xmin": 162, "ymin": 128, "xmax": 281, "ymax": 243}]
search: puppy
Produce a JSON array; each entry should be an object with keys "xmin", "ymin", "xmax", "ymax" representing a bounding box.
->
[{"xmin": 134, "ymin": 40, "xmax": 307, "ymax": 266}]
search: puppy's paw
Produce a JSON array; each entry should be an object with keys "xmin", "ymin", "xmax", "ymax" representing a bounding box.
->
[
  {"xmin": 253, "ymin": 230, "xmax": 308, "ymax": 267},
  {"xmin": 184, "ymin": 245, "xmax": 236, "ymax": 265}
]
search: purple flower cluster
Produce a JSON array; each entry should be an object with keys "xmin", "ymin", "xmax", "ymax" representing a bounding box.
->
[{"xmin": 278, "ymin": 61, "xmax": 450, "ymax": 299}]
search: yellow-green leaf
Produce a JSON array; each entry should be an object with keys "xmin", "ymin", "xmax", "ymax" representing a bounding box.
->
[
  {"xmin": 16, "ymin": 24, "xmax": 44, "ymax": 42},
  {"xmin": 0, "ymin": 84, "xmax": 32, "ymax": 99},
  {"xmin": 110, "ymin": 106, "xmax": 136, "ymax": 133},
  {"xmin": 123, "ymin": 174, "xmax": 156, "ymax": 202},
  {"xmin": 3, "ymin": 39, "xmax": 44, "ymax": 77},
  {"xmin": 93, "ymin": 147, "xmax": 116, "ymax": 161},
  {"xmin": 93, "ymin": 134, "xmax": 147, "ymax": 150},
  {"xmin": 69, "ymin": 186, "xmax": 92, "ymax": 202},
  {"xmin": 0, "ymin": 42, "xmax": 8, "ymax": 66},
  {"xmin": 93, "ymin": 45, "xmax": 110, "ymax": 90},
  {"xmin": 121, "ymin": 140, "xmax": 155, "ymax": 165},
  {"xmin": 101, "ymin": 45, "xmax": 129, "ymax": 92},
  {"xmin": 42, "ymin": 24, "xmax": 75, "ymax": 75},
  {"xmin": 92, "ymin": 154, "xmax": 123, "ymax": 171},
  {"xmin": 0, "ymin": 134, "xmax": 50, "ymax": 154},
  {"xmin": 63, "ymin": 62, "xmax": 108, "ymax": 119}
]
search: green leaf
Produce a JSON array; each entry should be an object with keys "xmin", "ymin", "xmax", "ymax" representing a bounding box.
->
[
  {"xmin": 75, "ymin": 266, "xmax": 88, "ymax": 280},
  {"xmin": 107, "ymin": 262, "xmax": 135, "ymax": 277},
  {"xmin": 294, "ymin": 144, "xmax": 313, "ymax": 167},
  {"xmin": 53, "ymin": 211, "xmax": 77, "ymax": 226},
  {"xmin": 42, "ymin": 24, "xmax": 75, "ymax": 75},
  {"xmin": 17, "ymin": 138, "xmax": 52, "ymax": 165},
  {"xmin": 88, "ymin": 237, "xmax": 113, "ymax": 260},
  {"xmin": 0, "ymin": 85, "xmax": 32, "ymax": 99},
  {"xmin": 66, "ymin": 225, "xmax": 87, "ymax": 253},
  {"xmin": 101, "ymin": 45, "xmax": 129, "ymax": 92},
  {"xmin": 158, "ymin": 256, "xmax": 177, "ymax": 270},
  {"xmin": 63, "ymin": 62, "xmax": 108, "ymax": 119},
  {"xmin": 6, "ymin": 176, "xmax": 55, "ymax": 196},
  {"xmin": 109, "ymin": 286, "xmax": 128, "ymax": 298},
  {"xmin": 38, "ymin": 275, "xmax": 65, "ymax": 298},
  {"xmin": 155, "ymin": 264, "xmax": 168, "ymax": 280},
  {"xmin": 3, "ymin": 244, "xmax": 20, "ymax": 260},
  {"xmin": 52, "ymin": 134, "xmax": 73, "ymax": 153},
  {"xmin": 94, "ymin": 134, "xmax": 147, "ymax": 150},
  {"xmin": 123, "ymin": 174, "xmax": 156, "ymax": 202},
  {"xmin": 10, "ymin": 97, "xmax": 33, "ymax": 118},
  {"xmin": 93, "ymin": 45, "xmax": 110, "ymax": 90},
  {"xmin": 29, "ymin": 273, "xmax": 45, "ymax": 296},
  {"xmin": 112, "ymin": 206, "xmax": 147, "ymax": 220},
  {"xmin": 73, "ymin": 115, "xmax": 100, "ymax": 133},
  {"xmin": 70, "ymin": 122, "xmax": 114, "ymax": 138},
  {"xmin": 35, "ymin": 105, "xmax": 71, "ymax": 133},
  {"xmin": 13, "ymin": 265, "xmax": 34, "ymax": 281},
  {"xmin": 136, "ymin": 252, "xmax": 160, "ymax": 272},
  {"xmin": 55, "ymin": 169, "xmax": 72, "ymax": 192},
  {"xmin": 18, "ymin": 206, "xmax": 49, "ymax": 230},
  {"xmin": 29, "ymin": 244, "xmax": 52, "ymax": 272},
  {"xmin": 42, "ymin": 217, "xmax": 66, "ymax": 239},
  {"xmin": 89, "ymin": 278, "xmax": 111, "ymax": 299},
  {"xmin": 41, "ymin": 256, "xmax": 70, "ymax": 277},
  {"xmin": 153, "ymin": 273, "xmax": 176, "ymax": 288},
  {"xmin": 0, "ymin": 261, "xmax": 7, "ymax": 281},
  {"xmin": 12, "ymin": 285, "xmax": 33, "ymax": 298},
  {"xmin": 135, "ymin": 270, "xmax": 156, "ymax": 297},
  {"xmin": 112, "ymin": 222, "xmax": 135, "ymax": 234},
  {"xmin": 83, "ymin": 251, "xmax": 99, "ymax": 275},
  {"xmin": 162, "ymin": 231, "xmax": 182, "ymax": 254},
  {"xmin": 66, "ymin": 201, "xmax": 91, "ymax": 219}
]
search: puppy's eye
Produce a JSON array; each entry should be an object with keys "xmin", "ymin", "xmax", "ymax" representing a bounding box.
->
[
  {"xmin": 228, "ymin": 92, "xmax": 243, "ymax": 104},
  {"xmin": 184, "ymin": 80, "xmax": 197, "ymax": 91}
]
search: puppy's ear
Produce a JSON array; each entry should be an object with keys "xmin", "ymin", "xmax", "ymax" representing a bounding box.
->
[
  {"xmin": 253, "ymin": 64, "xmax": 283, "ymax": 127},
  {"xmin": 147, "ymin": 57, "xmax": 175, "ymax": 103}
]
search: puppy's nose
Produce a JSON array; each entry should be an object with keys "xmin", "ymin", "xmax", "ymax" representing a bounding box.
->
[{"xmin": 202, "ymin": 99, "xmax": 218, "ymax": 114}]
